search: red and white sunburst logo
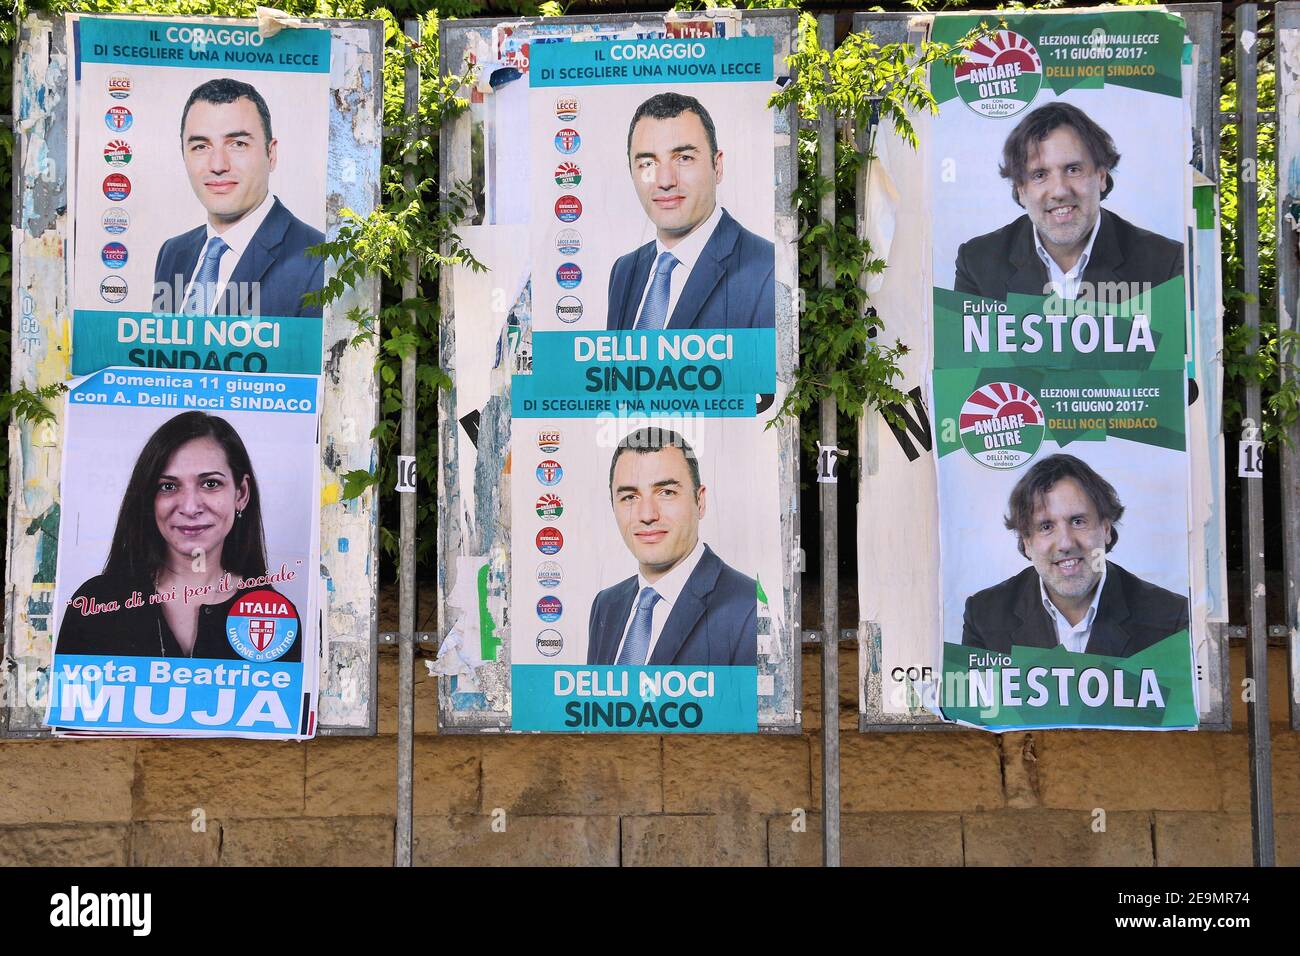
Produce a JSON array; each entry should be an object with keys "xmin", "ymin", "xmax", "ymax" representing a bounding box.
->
[
  {"xmin": 954, "ymin": 30, "xmax": 1043, "ymax": 118},
  {"xmin": 959, "ymin": 382, "xmax": 1046, "ymax": 469}
]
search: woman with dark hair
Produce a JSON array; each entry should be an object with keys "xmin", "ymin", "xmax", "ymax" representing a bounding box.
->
[{"xmin": 56, "ymin": 411, "xmax": 302, "ymax": 661}]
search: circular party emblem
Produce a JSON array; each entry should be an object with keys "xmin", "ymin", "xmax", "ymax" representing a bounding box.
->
[
  {"xmin": 226, "ymin": 588, "xmax": 298, "ymax": 662},
  {"xmin": 537, "ymin": 596, "xmax": 563, "ymax": 623},
  {"xmin": 959, "ymin": 382, "xmax": 1045, "ymax": 469},
  {"xmin": 536, "ymin": 527, "xmax": 564, "ymax": 555},
  {"xmin": 103, "ymin": 140, "xmax": 133, "ymax": 167},
  {"xmin": 102, "ymin": 207, "xmax": 130, "ymax": 235},
  {"xmin": 105, "ymin": 105, "xmax": 133, "ymax": 132},
  {"xmin": 536, "ymin": 493, "xmax": 564, "ymax": 521},
  {"xmin": 99, "ymin": 275, "xmax": 128, "ymax": 303},
  {"xmin": 953, "ymin": 30, "xmax": 1043, "ymax": 118},
  {"xmin": 555, "ymin": 229, "xmax": 582, "ymax": 256},
  {"xmin": 537, "ymin": 430, "xmax": 561, "ymax": 454},
  {"xmin": 535, "ymin": 628, "xmax": 563, "ymax": 657},
  {"xmin": 536, "ymin": 459, "xmax": 563, "ymax": 485},
  {"xmin": 536, "ymin": 561, "xmax": 563, "ymax": 589},
  {"xmin": 556, "ymin": 262, "xmax": 582, "ymax": 289},
  {"xmin": 101, "ymin": 242, "xmax": 128, "ymax": 269},
  {"xmin": 107, "ymin": 74, "xmax": 132, "ymax": 99},
  {"xmin": 103, "ymin": 173, "xmax": 131, "ymax": 201},
  {"xmin": 555, "ymin": 96, "xmax": 579, "ymax": 122},
  {"xmin": 554, "ymin": 195, "xmax": 582, "ymax": 223},
  {"xmin": 555, "ymin": 295, "xmax": 583, "ymax": 324},
  {"xmin": 554, "ymin": 161, "xmax": 582, "ymax": 189},
  {"xmin": 554, "ymin": 127, "xmax": 581, "ymax": 154}
]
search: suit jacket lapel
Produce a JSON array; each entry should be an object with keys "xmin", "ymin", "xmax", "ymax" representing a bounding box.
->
[
  {"xmin": 648, "ymin": 546, "xmax": 721, "ymax": 665},
  {"xmin": 156, "ymin": 230, "xmax": 206, "ymax": 312},
  {"xmin": 596, "ymin": 578, "xmax": 638, "ymax": 665},
  {"xmin": 1081, "ymin": 209, "xmax": 1123, "ymax": 288},
  {"xmin": 667, "ymin": 210, "xmax": 738, "ymax": 330},
  {"xmin": 618, "ymin": 243, "xmax": 657, "ymax": 331},
  {"xmin": 1084, "ymin": 564, "xmax": 1134, "ymax": 657},
  {"xmin": 1007, "ymin": 216, "xmax": 1050, "ymax": 297},
  {"xmin": 1008, "ymin": 568, "xmax": 1059, "ymax": 650},
  {"xmin": 220, "ymin": 199, "xmax": 291, "ymax": 314},
  {"xmin": 177, "ymin": 230, "xmax": 206, "ymax": 286}
]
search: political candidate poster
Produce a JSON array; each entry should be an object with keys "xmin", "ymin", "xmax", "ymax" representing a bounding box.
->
[
  {"xmin": 509, "ymin": 34, "xmax": 783, "ymax": 732},
  {"xmin": 927, "ymin": 9, "xmax": 1196, "ymax": 730},
  {"xmin": 46, "ymin": 369, "xmax": 321, "ymax": 738},
  {"xmin": 67, "ymin": 15, "xmax": 331, "ymax": 377}
]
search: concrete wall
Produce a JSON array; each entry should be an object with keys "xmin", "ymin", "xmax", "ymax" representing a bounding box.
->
[{"xmin": 1, "ymin": 643, "xmax": 1296, "ymax": 866}]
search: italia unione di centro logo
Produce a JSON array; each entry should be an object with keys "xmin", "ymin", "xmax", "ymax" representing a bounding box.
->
[
  {"xmin": 959, "ymin": 382, "xmax": 1045, "ymax": 469},
  {"xmin": 954, "ymin": 29, "xmax": 1043, "ymax": 118}
]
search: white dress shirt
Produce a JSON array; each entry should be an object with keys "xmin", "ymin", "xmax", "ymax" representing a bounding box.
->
[
  {"xmin": 1033, "ymin": 213, "xmax": 1102, "ymax": 301},
  {"xmin": 613, "ymin": 538, "xmax": 707, "ymax": 665},
  {"xmin": 633, "ymin": 203, "xmax": 725, "ymax": 328},
  {"xmin": 1040, "ymin": 563, "xmax": 1107, "ymax": 654},
  {"xmin": 183, "ymin": 191, "xmax": 276, "ymax": 314}
]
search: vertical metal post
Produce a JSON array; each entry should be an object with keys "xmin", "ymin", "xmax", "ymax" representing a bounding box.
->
[
  {"xmin": 1278, "ymin": 4, "xmax": 1300, "ymax": 736},
  {"xmin": 816, "ymin": 13, "xmax": 841, "ymax": 869},
  {"xmin": 1235, "ymin": 3, "xmax": 1275, "ymax": 867},
  {"xmin": 395, "ymin": 17, "xmax": 420, "ymax": 869}
]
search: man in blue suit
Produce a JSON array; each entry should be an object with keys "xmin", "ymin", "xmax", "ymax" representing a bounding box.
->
[
  {"xmin": 587, "ymin": 427, "xmax": 757, "ymax": 666},
  {"xmin": 606, "ymin": 93, "xmax": 774, "ymax": 331},
  {"xmin": 153, "ymin": 78, "xmax": 324, "ymax": 319}
]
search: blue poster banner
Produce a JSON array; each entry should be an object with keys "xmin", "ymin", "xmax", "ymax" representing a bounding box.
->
[
  {"xmin": 512, "ymin": 328, "xmax": 776, "ymax": 417},
  {"xmin": 530, "ymin": 36, "xmax": 773, "ymax": 87},
  {"xmin": 512, "ymin": 664, "xmax": 758, "ymax": 732},
  {"xmin": 49, "ymin": 655, "xmax": 308, "ymax": 736},
  {"xmin": 72, "ymin": 311, "xmax": 324, "ymax": 376},
  {"xmin": 78, "ymin": 18, "xmax": 331, "ymax": 73}
]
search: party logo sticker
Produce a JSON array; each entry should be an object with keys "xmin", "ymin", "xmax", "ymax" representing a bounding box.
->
[
  {"xmin": 958, "ymin": 382, "xmax": 1045, "ymax": 469},
  {"xmin": 953, "ymin": 30, "xmax": 1043, "ymax": 118}
]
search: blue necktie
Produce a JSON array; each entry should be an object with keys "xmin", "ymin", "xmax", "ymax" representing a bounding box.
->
[
  {"xmin": 635, "ymin": 252, "xmax": 680, "ymax": 330},
  {"xmin": 184, "ymin": 236, "xmax": 230, "ymax": 315},
  {"xmin": 617, "ymin": 587, "xmax": 661, "ymax": 665}
]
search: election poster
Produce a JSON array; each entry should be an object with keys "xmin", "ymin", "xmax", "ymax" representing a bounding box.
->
[
  {"xmin": 511, "ymin": 35, "xmax": 782, "ymax": 732},
  {"xmin": 37, "ymin": 13, "xmax": 333, "ymax": 738},
  {"xmin": 436, "ymin": 17, "xmax": 797, "ymax": 733},
  {"xmin": 47, "ymin": 369, "xmax": 321, "ymax": 738},
  {"xmin": 927, "ymin": 9, "xmax": 1196, "ymax": 730},
  {"xmin": 68, "ymin": 15, "xmax": 331, "ymax": 376}
]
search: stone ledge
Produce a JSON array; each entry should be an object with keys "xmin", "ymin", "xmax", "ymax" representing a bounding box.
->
[
  {"xmin": 219, "ymin": 816, "xmax": 394, "ymax": 866},
  {"xmin": 0, "ymin": 740, "xmax": 136, "ymax": 825},
  {"xmin": 768, "ymin": 811, "xmax": 964, "ymax": 866},
  {"xmin": 414, "ymin": 814, "xmax": 618, "ymax": 866},
  {"xmin": 133, "ymin": 740, "xmax": 306, "ymax": 821},
  {"xmin": 480, "ymin": 736, "xmax": 661, "ymax": 815},
  {"xmin": 621, "ymin": 813, "xmax": 766, "ymax": 866},
  {"xmin": 964, "ymin": 809, "xmax": 1154, "ymax": 866},
  {"xmin": 0, "ymin": 824, "xmax": 129, "ymax": 866}
]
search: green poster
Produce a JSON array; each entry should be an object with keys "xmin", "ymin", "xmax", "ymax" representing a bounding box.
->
[{"xmin": 928, "ymin": 10, "xmax": 1197, "ymax": 730}]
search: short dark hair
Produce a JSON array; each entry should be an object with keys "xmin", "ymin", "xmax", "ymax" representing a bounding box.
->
[
  {"xmin": 180, "ymin": 78, "xmax": 274, "ymax": 150},
  {"xmin": 1004, "ymin": 453, "xmax": 1124, "ymax": 558},
  {"xmin": 999, "ymin": 101, "xmax": 1120, "ymax": 206},
  {"xmin": 626, "ymin": 92, "xmax": 719, "ymax": 166},
  {"xmin": 103, "ymin": 411, "xmax": 268, "ymax": 584},
  {"xmin": 608, "ymin": 427, "xmax": 702, "ymax": 499}
]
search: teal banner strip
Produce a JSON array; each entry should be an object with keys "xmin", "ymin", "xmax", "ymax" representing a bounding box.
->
[
  {"xmin": 512, "ymin": 328, "xmax": 775, "ymax": 418},
  {"xmin": 512, "ymin": 664, "xmax": 758, "ymax": 732},
  {"xmin": 79, "ymin": 17, "xmax": 330, "ymax": 73},
  {"xmin": 73, "ymin": 310, "xmax": 323, "ymax": 376},
  {"xmin": 531, "ymin": 36, "xmax": 773, "ymax": 87}
]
